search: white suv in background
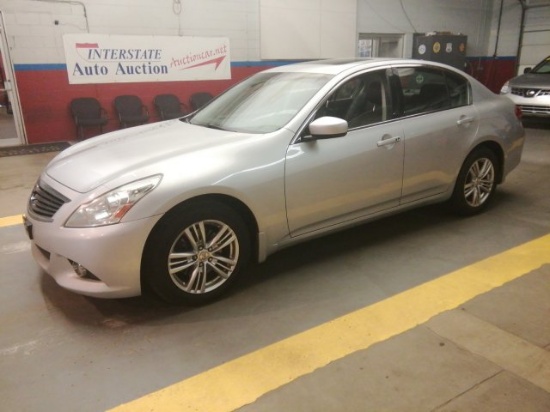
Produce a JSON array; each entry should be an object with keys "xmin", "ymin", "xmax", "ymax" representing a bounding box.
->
[{"xmin": 500, "ymin": 55, "xmax": 550, "ymax": 118}]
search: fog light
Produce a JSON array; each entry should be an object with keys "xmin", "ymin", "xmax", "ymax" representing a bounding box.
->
[
  {"xmin": 70, "ymin": 261, "xmax": 100, "ymax": 281},
  {"xmin": 72, "ymin": 262, "xmax": 87, "ymax": 278}
]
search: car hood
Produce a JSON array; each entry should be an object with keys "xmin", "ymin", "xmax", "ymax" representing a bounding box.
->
[
  {"xmin": 509, "ymin": 73, "xmax": 550, "ymax": 88},
  {"xmin": 46, "ymin": 120, "xmax": 252, "ymax": 193}
]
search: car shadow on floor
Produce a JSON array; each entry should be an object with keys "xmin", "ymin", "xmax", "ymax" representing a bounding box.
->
[
  {"xmin": 38, "ymin": 202, "xmax": 466, "ymax": 326},
  {"xmin": 522, "ymin": 119, "xmax": 550, "ymax": 130}
]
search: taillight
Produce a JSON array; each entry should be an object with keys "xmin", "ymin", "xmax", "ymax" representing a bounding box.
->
[{"xmin": 515, "ymin": 105, "xmax": 522, "ymax": 120}]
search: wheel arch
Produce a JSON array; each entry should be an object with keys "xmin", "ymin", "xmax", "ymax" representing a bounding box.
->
[
  {"xmin": 468, "ymin": 140, "xmax": 505, "ymax": 184},
  {"xmin": 139, "ymin": 193, "xmax": 259, "ymax": 303},
  {"xmin": 194, "ymin": 194, "xmax": 260, "ymax": 252},
  {"xmin": 142, "ymin": 193, "xmax": 260, "ymax": 266}
]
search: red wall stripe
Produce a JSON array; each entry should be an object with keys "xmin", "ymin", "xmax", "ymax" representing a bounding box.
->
[
  {"xmin": 15, "ymin": 65, "xmax": 265, "ymax": 144},
  {"xmin": 14, "ymin": 58, "xmax": 517, "ymax": 144},
  {"xmin": 466, "ymin": 58, "xmax": 517, "ymax": 94}
]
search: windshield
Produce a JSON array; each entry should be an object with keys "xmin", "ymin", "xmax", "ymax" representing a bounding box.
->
[
  {"xmin": 189, "ymin": 72, "xmax": 332, "ymax": 133},
  {"xmin": 531, "ymin": 56, "xmax": 550, "ymax": 74}
]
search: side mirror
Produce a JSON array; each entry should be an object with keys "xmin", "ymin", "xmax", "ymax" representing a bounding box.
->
[
  {"xmin": 305, "ymin": 116, "xmax": 348, "ymax": 140},
  {"xmin": 523, "ymin": 67, "xmax": 532, "ymax": 74}
]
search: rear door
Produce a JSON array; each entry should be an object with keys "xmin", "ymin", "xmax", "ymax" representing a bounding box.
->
[{"xmin": 392, "ymin": 66, "xmax": 479, "ymax": 204}]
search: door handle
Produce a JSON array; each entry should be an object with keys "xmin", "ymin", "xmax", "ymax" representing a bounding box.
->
[
  {"xmin": 377, "ymin": 136, "xmax": 401, "ymax": 147},
  {"xmin": 456, "ymin": 116, "xmax": 475, "ymax": 126}
]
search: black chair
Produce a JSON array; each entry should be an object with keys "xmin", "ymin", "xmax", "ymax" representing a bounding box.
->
[
  {"xmin": 114, "ymin": 95, "xmax": 150, "ymax": 128},
  {"xmin": 70, "ymin": 97, "xmax": 108, "ymax": 140},
  {"xmin": 189, "ymin": 92, "xmax": 213, "ymax": 111},
  {"xmin": 154, "ymin": 94, "xmax": 189, "ymax": 120}
]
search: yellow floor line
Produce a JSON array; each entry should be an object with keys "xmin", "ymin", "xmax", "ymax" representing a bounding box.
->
[
  {"xmin": 0, "ymin": 215, "xmax": 23, "ymax": 228},
  {"xmin": 109, "ymin": 233, "xmax": 550, "ymax": 412}
]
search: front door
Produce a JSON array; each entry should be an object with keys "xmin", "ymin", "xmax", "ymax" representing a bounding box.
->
[{"xmin": 285, "ymin": 69, "xmax": 404, "ymax": 237}]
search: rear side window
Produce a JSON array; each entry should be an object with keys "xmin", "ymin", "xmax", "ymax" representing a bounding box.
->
[
  {"xmin": 445, "ymin": 70, "xmax": 471, "ymax": 108},
  {"xmin": 394, "ymin": 67, "xmax": 470, "ymax": 116}
]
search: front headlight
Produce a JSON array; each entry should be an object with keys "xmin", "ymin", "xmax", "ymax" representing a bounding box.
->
[
  {"xmin": 500, "ymin": 81, "xmax": 510, "ymax": 94},
  {"xmin": 65, "ymin": 175, "xmax": 162, "ymax": 228}
]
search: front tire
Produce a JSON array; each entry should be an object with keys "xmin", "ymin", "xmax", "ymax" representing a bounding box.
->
[
  {"xmin": 450, "ymin": 148, "xmax": 498, "ymax": 216},
  {"xmin": 142, "ymin": 200, "xmax": 251, "ymax": 305}
]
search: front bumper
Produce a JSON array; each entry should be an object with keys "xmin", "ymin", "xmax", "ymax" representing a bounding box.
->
[{"xmin": 24, "ymin": 211, "xmax": 161, "ymax": 299}]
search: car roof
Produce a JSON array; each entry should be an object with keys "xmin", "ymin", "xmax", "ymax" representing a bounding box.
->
[
  {"xmin": 266, "ymin": 58, "xmax": 446, "ymax": 75},
  {"xmin": 266, "ymin": 58, "xmax": 384, "ymax": 75}
]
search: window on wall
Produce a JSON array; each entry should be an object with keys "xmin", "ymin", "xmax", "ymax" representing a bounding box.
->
[{"xmin": 358, "ymin": 34, "xmax": 404, "ymax": 58}]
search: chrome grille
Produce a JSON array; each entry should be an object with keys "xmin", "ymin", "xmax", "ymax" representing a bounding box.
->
[
  {"xmin": 519, "ymin": 105, "xmax": 550, "ymax": 116},
  {"xmin": 28, "ymin": 182, "xmax": 70, "ymax": 221},
  {"xmin": 511, "ymin": 87, "xmax": 550, "ymax": 97}
]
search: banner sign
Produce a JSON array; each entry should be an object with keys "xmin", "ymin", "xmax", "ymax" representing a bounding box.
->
[{"xmin": 62, "ymin": 34, "xmax": 231, "ymax": 84}]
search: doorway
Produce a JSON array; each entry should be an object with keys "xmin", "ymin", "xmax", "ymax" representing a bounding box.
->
[{"xmin": 0, "ymin": 10, "xmax": 24, "ymax": 147}]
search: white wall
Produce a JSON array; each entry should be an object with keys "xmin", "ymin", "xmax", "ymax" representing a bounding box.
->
[
  {"xmin": 88, "ymin": 0, "xmax": 260, "ymax": 61},
  {"xmin": 0, "ymin": 0, "xmax": 259, "ymax": 64},
  {"xmin": 178, "ymin": 0, "xmax": 260, "ymax": 61},
  {"xmin": 486, "ymin": 0, "xmax": 550, "ymax": 74},
  {"xmin": 259, "ymin": 0, "xmax": 357, "ymax": 59},
  {"xmin": 0, "ymin": 0, "xmax": 87, "ymax": 64},
  {"xmin": 520, "ymin": 3, "xmax": 550, "ymax": 69},
  {"xmin": 487, "ymin": 0, "xmax": 522, "ymax": 57},
  {"xmin": 1, "ymin": 0, "xmax": 543, "ymax": 66},
  {"xmin": 85, "ymin": 0, "xmax": 179, "ymax": 36},
  {"xmin": 357, "ymin": 0, "xmax": 494, "ymax": 57}
]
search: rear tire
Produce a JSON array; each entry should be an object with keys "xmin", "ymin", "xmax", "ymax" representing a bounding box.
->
[
  {"xmin": 449, "ymin": 148, "xmax": 498, "ymax": 216},
  {"xmin": 142, "ymin": 200, "xmax": 251, "ymax": 305}
]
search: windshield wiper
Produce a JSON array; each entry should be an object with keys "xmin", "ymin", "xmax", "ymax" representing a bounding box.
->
[
  {"xmin": 186, "ymin": 119, "xmax": 233, "ymax": 132},
  {"xmin": 203, "ymin": 123, "xmax": 227, "ymax": 131}
]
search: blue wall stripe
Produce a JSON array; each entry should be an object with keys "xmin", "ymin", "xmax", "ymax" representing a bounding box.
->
[
  {"xmin": 230, "ymin": 60, "xmax": 303, "ymax": 67},
  {"xmin": 467, "ymin": 56, "xmax": 517, "ymax": 61},
  {"xmin": 13, "ymin": 60, "xmax": 300, "ymax": 72},
  {"xmin": 14, "ymin": 63, "xmax": 67, "ymax": 71},
  {"xmin": 14, "ymin": 57, "xmax": 516, "ymax": 72}
]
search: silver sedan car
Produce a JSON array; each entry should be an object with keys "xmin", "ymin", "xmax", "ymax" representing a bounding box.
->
[{"xmin": 24, "ymin": 58, "xmax": 525, "ymax": 304}]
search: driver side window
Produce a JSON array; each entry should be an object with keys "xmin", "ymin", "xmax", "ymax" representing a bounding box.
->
[{"xmin": 315, "ymin": 70, "xmax": 392, "ymax": 129}]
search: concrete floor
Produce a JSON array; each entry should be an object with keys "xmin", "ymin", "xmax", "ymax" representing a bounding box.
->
[{"xmin": 1, "ymin": 122, "xmax": 549, "ymax": 411}]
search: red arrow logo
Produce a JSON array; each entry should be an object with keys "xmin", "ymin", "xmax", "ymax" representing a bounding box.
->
[
  {"xmin": 76, "ymin": 43, "xmax": 98, "ymax": 48},
  {"xmin": 182, "ymin": 55, "xmax": 226, "ymax": 71}
]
